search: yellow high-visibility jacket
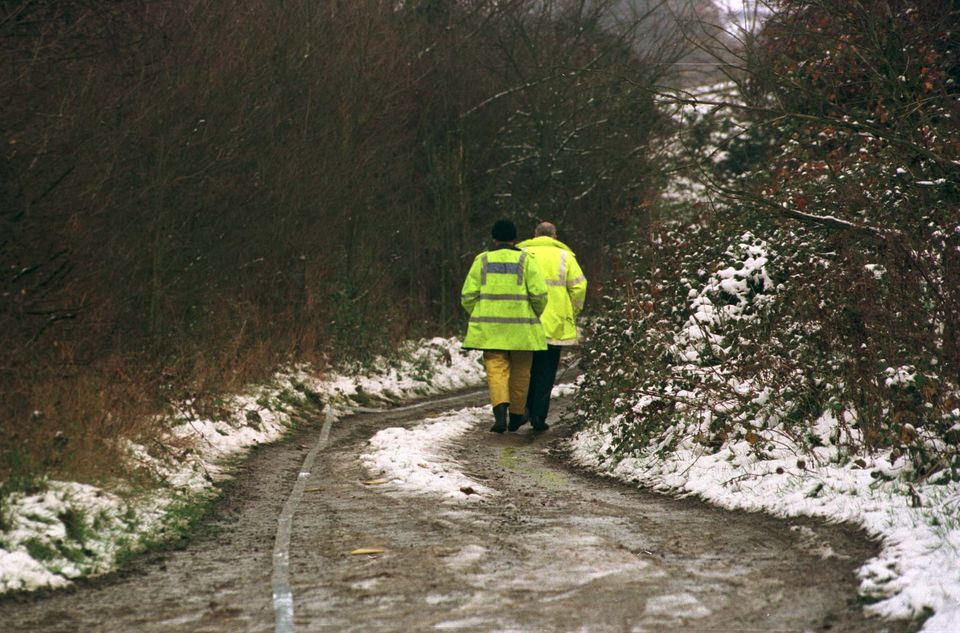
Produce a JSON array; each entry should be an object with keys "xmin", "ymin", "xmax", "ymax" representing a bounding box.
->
[
  {"xmin": 461, "ymin": 245, "xmax": 548, "ymax": 350},
  {"xmin": 515, "ymin": 236, "xmax": 587, "ymax": 345}
]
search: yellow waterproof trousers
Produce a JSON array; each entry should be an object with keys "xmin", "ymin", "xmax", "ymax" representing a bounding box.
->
[{"xmin": 482, "ymin": 350, "xmax": 533, "ymax": 415}]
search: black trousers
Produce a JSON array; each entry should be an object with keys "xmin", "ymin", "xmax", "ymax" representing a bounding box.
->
[{"xmin": 526, "ymin": 344, "xmax": 563, "ymax": 422}]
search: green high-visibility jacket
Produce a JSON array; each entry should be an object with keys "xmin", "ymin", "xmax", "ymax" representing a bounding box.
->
[
  {"xmin": 461, "ymin": 244, "xmax": 548, "ymax": 351},
  {"xmin": 516, "ymin": 236, "xmax": 587, "ymax": 345}
]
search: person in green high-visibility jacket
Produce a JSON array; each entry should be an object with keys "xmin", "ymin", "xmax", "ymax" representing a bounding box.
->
[
  {"xmin": 513, "ymin": 221, "xmax": 587, "ymax": 432},
  {"xmin": 462, "ymin": 218, "xmax": 549, "ymax": 433}
]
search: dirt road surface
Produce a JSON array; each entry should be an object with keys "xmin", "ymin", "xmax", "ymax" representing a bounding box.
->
[{"xmin": 0, "ymin": 390, "xmax": 915, "ymax": 632}]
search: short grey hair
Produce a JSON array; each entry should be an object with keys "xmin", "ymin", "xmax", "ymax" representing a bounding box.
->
[{"xmin": 534, "ymin": 221, "xmax": 557, "ymax": 238}]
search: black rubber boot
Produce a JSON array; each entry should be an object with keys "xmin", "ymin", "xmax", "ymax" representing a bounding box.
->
[
  {"xmin": 508, "ymin": 412, "xmax": 526, "ymax": 432},
  {"xmin": 490, "ymin": 403, "xmax": 509, "ymax": 433},
  {"xmin": 531, "ymin": 415, "xmax": 550, "ymax": 432}
]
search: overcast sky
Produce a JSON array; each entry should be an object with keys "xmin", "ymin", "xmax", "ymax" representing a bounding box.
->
[{"xmin": 713, "ymin": 0, "xmax": 769, "ymax": 31}]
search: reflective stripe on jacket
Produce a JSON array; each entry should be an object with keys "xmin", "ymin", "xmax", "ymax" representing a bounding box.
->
[
  {"xmin": 461, "ymin": 245, "xmax": 548, "ymax": 351},
  {"xmin": 515, "ymin": 236, "xmax": 587, "ymax": 345}
]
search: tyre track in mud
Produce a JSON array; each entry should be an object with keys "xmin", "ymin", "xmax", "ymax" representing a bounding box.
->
[{"xmin": 0, "ymin": 390, "xmax": 915, "ymax": 632}]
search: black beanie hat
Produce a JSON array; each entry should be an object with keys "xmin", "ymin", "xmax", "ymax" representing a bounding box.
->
[{"xmin": 491, "ymin": 218, "xmax": 517, "ymax": 242}]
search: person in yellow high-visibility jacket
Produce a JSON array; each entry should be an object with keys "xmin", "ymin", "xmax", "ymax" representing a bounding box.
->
[
  {"xmin": 513, "ymin": 221, "xmax": 587, "ymax": 431},
  {"xmin": 462, "ymin": 219, "xmax": 549, "ymax": 433}
]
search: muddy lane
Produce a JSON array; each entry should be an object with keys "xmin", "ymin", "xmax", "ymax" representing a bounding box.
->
[
  {"xmin": 0, "ymin": 391, "xmax": 915, "ymax": 632},
  {"xmin": 289, "ymin": 402, "xmax": 913, "ymax": 633}
]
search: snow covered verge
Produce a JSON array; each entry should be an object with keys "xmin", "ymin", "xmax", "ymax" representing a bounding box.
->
[
  {"xmin": 569, "ymin": 418, "xmax": 960, "ymax": 632},
  {"xmin": 0, "ymin": 337, "xmax": 484, "ymax": 595}
]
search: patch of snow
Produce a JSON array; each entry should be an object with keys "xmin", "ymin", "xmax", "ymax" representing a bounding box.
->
[
  {"xmin": 425, "ymin": 592, "xmax": 458, "ymax": 605},
  {"xmin": 0, "ymin": 551, "xmax": 70, "ymax": 593},
  {"xmin": 350, "ymin": 578, "xmax": 381, "ymax": 591},
  {"xmin": 668, "ymin": 234, "xmax": 776, "ymax": 367},
  {"xmin": 551, "ymin": 381, "xmax": 580, "ymax": 398},
  {"xmin": 884, "ymin": 365, "xmax": 917, "ymax": 388},
  {"xmin": 359, "ymin": 407, "xmax": 496, "ymax": 501},
  {"xmin": 359, "ymin": 379, "xmax": 581, "ymax": 503},
  {"xmin": 444, "ymin": 544, "xmax": 488, "ymax": 570},
  {"xmin": 643, "ymin": 592, "xmax": 711, "ymax": 619}
]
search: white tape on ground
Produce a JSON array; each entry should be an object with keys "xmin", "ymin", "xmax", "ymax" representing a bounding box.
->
[{"xmin": 272, "ymin": 407, "xmax": 334, "ymax": 633}]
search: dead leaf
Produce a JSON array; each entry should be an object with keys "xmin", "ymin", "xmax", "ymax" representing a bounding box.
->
[
  {"xmin": 304, "ymin": 487, "xmax": 323, "ymax": 493},
  {"xmin": 745, "ymin": 430, "xmax": 760, "ymax": 445},
  {"xmin": 460, "ymin": 486, "xmax": 477, "ymax": 496},
  {"xmin": 362, "ymin": 479, "xmax": 389, "ymax": 486},
  {"xmin": 893, "ymin": 410, "xmax": 917, "ymax": 425},
  {"xmin": 900, "ymin": 425, "xmax": 917, "ymax": 445}
]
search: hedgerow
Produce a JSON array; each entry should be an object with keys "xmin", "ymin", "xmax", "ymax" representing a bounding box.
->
[{"xmin": 577, "ymin": 0, "xmax": 960, "ymax": 482}]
